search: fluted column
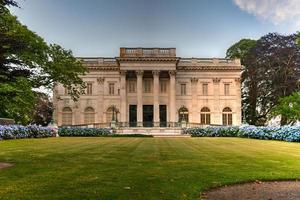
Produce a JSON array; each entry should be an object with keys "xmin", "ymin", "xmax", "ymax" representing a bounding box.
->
[
  {"xmin": 120, "ymin": 71, "xmax": 127, "ymax": 123},
  {"xmin": 169, "ymin": 70, "xmax": 176, "ymax": 123},
  {"xmin": 235, "ymin": 78, "xmax": 242, "ymax": 125},
  {"xmin": 191, "ymin": 78, "xmax": 198, "ymax": 123},
  {"xmin": 213, "ymin": 78, "xmax": 221, "ymax": 125},
  {"xmin": 153, "ymin": 70, "xmax": 160, "ymax": 126},
  {"xmin": 136, "ymin": 70, "xmax": 144, "ymax": 126}
]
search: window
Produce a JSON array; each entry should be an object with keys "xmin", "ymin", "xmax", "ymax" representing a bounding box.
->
[
  {"xmin": 106, "ymin": 106, "xmax": 119, "ymax": 122},
  {"xmin": 144, "ymin": 80, "xmax": 151, "ymax": 93},
  {"xmin": 62, "ymin": 107, "xmax": 72, "ymax": 125},
  {"xmin": 202, "ymin": 83, "xmax": 208, "ymax": 95},
  {"xmin": 181, "ymin": 84, "xmax": 186, "ymax": 95},
  {"xmin": 84, "ymin": 107, "xmax": 95, "ymax": 124},
  {"xmin": 222, "ymin": 107, "xmax": 232, "ymax": 125},
  {"xmin": 109, "ymin": 83, "xmax": 115, "ymax": 95},
  {"xmin": 178, "ymin": 106, "xmax": 189, "ymax": 122},
  {"xmin": 160, "ymin": 81, "xmax": 167, "ymax": 93},
  {"xmin": 86, "ymin": 83, "xmax": 92, "ymax": 95},
  {"xmin": 224, "ymin": 83, "xmax": 230, "ymax": 95},
  {"xmin": 128, "ymin": 80, "xmax": 136, "ymax": 93},
  {"xmin": 200, "ymin": 107, "xmax": 210, "ymax": 125}
]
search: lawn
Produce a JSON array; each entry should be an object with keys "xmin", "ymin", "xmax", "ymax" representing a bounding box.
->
[{"xmin": 1, "ymin": 137, "xmax": 300, "ymax": 200}]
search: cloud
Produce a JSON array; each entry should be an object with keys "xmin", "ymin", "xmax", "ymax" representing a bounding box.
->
[{"xmin": 233, "ymin": 0, "xmax": 300, "ymax": 27}]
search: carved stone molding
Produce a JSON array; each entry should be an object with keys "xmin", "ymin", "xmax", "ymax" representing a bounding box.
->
[
  {"xmin": 97, "ymin": 77, "xmax": 105, "ymax": 84},
  {"xmin": 213, "ymin": 78, "xmax": 221, "ymax": 84},
  {"xmin": 168, "ymin": 70, "xmax": 176, "ymax": 76},
  {"xmin": 136, "ymin": 70, "xmax": 144, "ymax": 76},
  {"xmin": 190, "ymin": 77, "xmax": 198, "ymax": 83},
  {"xmin": 235, "ymin": 78, "xmax": 241, "ymax": 83},
  {"xmin": 63, "ymin": 99, "xmax": 70, "ymax": 106},
  {"xmin": 86, "ymin": 99, "xmax": 92, "ymax": 106},
  {"xmin": 152, "ymin": 70, "xmax": 160, "ymax": 76},
  {"xmin": 120, "ymin": 70, "xmax": 127, "ymax": 76}
]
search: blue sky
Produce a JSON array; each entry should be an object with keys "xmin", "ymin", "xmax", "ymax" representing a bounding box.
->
[{"xmin": 10, "ymin": 0, "xmax": 300, "ymax": 58}]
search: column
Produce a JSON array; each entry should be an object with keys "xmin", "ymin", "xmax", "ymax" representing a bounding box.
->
[
  {"xmin": 169, "ymin": 70, "xmax": 176, "ymax": 124},
  {"xmin": 191, "ymin": 78, "xmax": 198, "ymax": 123},
  {"xmin": 213, "ymin": 78, "xmax": 221, "ymax": 125},
  {"xmin": 235, "ymin": 78, "xmax": 242, "ymax": 125},
  {"xmin": 120, "ymin": 71, "xmax": 127, "ymax": 124},
  {"xmin": 153, "ymin": 70, "xmax": 160, "ymax": 126},
  {"xmin": 136, "ymin": 70, "xmax": 144, "ymax": 126}
]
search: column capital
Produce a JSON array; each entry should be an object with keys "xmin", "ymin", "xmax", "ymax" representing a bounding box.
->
[
  {"xmin": 213, "ymin": 77, "xmax": 221, "ymax": 84},
  {"xmin": 191, "ymin": 77, "xmax": 198, "ymax": 83},
  {"xmin": 235, "ymin": 77, "xmax": 241, "ymax": 83},
  {"xmin": 120, "ymin": 70, "xmax": 127, "ymax": 76},
  {"xmin": 136, "ymin": 70, "xmax": 144, "ymax": 76},
  {"xmin": 169, "ymin": 70, "xmax": 176, "ymax": 76},
  {"xmin": 152, "ymin": 70, "xmax": 160, "ymax": 76},
  {"xmin": 97, "ymin": 77, "xmax": 105, "ymax": 85}
]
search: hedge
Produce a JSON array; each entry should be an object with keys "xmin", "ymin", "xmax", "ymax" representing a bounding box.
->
[
  {"xmin": 0, "ymin": 125, "xmax": 55, "ymax": 140},
  {"xmin": 184, "ymin": 125, "xmax": 300, "ymax": 142},
  {"xmin": 58, "ymin": 127, "xmax": 112, "ymax": 137}
]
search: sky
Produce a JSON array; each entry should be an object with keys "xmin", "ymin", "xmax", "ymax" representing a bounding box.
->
[{"xmin": 10, "ymin": 0, "xmax": 300, "ymax": 58}]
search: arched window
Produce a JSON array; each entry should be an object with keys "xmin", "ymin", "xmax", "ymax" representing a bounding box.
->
[
  {"xmin": 62, "ymin": 107, "xmax": 72, "ymax": 125},
  {"xmin": 178, "ymin": 106, "xmax": 189, "ymax": 122},
  {"xmin": 106, "ymin": 106, "xmax": 119, "ymax": 123},
  {"xmin": 84, "ymin": 107, "xmax": 95, "ymax": 124},
  {"xmin": 222, "ymin": 107, "xmax": 232, "ymax": 125},
  {"xmin": 200, "ymin": 107, "xmax": 210, "ymax": 125}
]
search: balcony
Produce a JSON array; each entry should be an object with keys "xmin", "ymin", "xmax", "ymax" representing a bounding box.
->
[{"xmin": 120, "ymin": 47, "xmax": 176, "ymax": 58}]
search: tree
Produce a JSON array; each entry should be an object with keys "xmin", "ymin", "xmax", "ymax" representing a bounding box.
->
[
  {"xmin": 227, "ymin": 33, "xmax": 300, "ymax": 125},
  {"xmin": 30, "ymin": 92, "xmax": 53, "ymax": 126},
  {"xmin": 226, "ymin": 39, "xmax": 257, "ymax": 124},
  {"xmin": 226, "ymin": 39, "xmax": 257, "ymax": 63},
  {"xmin": 0, "ymin": 1, "xmax": 87, "ymax": 124},
  {"xmin": 271, "ymin": 92, "xmax": 300, "ymax": 125}
]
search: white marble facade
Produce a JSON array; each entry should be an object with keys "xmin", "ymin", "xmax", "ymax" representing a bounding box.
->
[{"xmin": 53, "ymin": 48, "xmax": 242, "ymax": 127}]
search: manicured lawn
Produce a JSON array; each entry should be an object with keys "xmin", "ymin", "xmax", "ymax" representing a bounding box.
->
[{"xmin": 1, "ymin": 137, "xmax": 300, "ymax": 200}]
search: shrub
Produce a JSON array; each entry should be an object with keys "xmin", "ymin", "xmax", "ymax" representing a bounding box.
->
[
  {"xmin": 58, "ymin": 127, "xmax": 111, "ymax": 137},
  {"xmin": 185, "ymin": 125, "xmax": 300, "ymax": 142},
  {"xmin": 0, "ymin": 125, "xmax": 54, "ymax": 140}
]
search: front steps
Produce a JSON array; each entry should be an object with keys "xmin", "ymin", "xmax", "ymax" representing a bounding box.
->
[{"xmin": 116, "ymin": 127, "xmax": 185, "ymax": 136}]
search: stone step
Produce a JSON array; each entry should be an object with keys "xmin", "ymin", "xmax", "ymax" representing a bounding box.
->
[{"xmin": 153, "ymin": 134, "xmax": 191, "ymax": 138}]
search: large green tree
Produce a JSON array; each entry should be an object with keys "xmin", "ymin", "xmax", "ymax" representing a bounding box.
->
[
  {"xmin": 271, "ymin": 92, "xmax": 300, "ymax": 125},
  {"xmin": 0, "ymin": 1, "xmax": 87, "ymax": 124},
  {"xmin": 227, "ymin": 33, "xmax": 300, "ymax": 125},
  {"xmin": 226, "ymin": 39, "xmax": 257, "ymax": 124}
]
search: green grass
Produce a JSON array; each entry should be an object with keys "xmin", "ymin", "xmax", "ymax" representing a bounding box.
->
[{"xmin": 1, "ymin": 137, "xmax": 300, "ymax": 200}]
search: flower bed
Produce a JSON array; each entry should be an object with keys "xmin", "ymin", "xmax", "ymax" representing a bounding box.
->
[
  {"xmin": 58, "ymin": 127, "xmax": 112, "ymax": 137},
  {"xmin": 0, "ymin": 125, "xmax": 55, "ymax": 140},
  {"xmin": 184, "ymin": 125, "xmax": 300, "ymax": 142}
]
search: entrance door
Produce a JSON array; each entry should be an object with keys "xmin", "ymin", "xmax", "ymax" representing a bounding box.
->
[
  {"xmin": 129, "ymin": 105, "xmax": 137, "ymax": 127},
  {"xmin": 159, "ymin": 105, "xmax": 167, "ymax": 127},
  {"xmin": 143, "ymin": 105, "xmax": 153, "ymax": 127}
]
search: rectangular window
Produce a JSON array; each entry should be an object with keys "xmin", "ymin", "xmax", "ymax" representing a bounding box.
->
[
  {"xmin": 128, "ymin": 80, "xmax": 136, "ymax": 93},
  {"xmin": 224, "ymin": 83, "xmax": 230, "ymax": 95},
  {"xmin": 109, "ymin": 83, "xmax": 115, "ymax": 95},
  {"xmin": 144, "ymin": 80, "xmax": 151, "ymax": 93},
  {"xmin": 202, "ymin": 83, "xmax": 208, "ymax": 95},
  {"xmin": 86, "ymin": 83, "xmax": 92, "ymax": 95},
  {"xmin": 181, "ymin": 84, "xmax": 186, "ymax": 95},
  {"xmin": 160, "ymin": 81, "xmax": 167, "ymax": 93}
]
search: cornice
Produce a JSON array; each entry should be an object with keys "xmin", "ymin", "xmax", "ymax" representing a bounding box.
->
[
  {"xmin": 116, "ymin": 57, "xmax": 179, "ymax": 63},
  {"xmin": 177, "ymin": 66, "xmax": 242, "ymax": 71}
]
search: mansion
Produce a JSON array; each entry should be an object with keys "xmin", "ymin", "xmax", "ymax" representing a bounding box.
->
[{"xmin": 53, "ymin": 47, "xmax": 242, "ymax": 127}]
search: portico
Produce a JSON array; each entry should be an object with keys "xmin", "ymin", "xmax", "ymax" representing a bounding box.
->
[{"xmin": 119, "ymin": 69, "xmax": 176, "ymax": 127}]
